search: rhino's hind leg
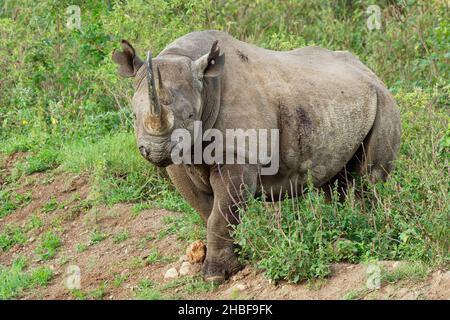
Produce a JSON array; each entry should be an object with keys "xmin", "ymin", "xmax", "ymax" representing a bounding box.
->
[
  {"xmin": 323, "ymin": 89, "xmax": 401, "ymax": 199},
  {"xmin": 349, "ymin": 89, "xmax": 401, "ymax": 184}
]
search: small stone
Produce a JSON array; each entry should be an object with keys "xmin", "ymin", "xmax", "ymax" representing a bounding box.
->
[
  {"xmin": 178, "ymin": 255, "xmax": 188, "ymax": 263},
  {"xmin": 186, "ymin": 240, "xmax": 206, "ymax": 264},
  {"xmin": 443, "ymin": 271, "xmax": 450, "ymax": 281},
  {"xmin": 28, "ymin": 237, "xmax": 35, "ymax": 243},
  {"xmin": 121, "ymin": 269, "xmax": 129, "ymax": 276},
  {"xmin": 164, "ymin": 267, "xmax": 179, "ymax": 279},
  {"xmin": 179, "ymin": 261, "xmax": 191, "ymax": 276}
]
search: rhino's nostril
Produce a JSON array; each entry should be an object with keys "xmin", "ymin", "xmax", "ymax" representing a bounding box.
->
[{"xmin": 139, "ymin": 146, "xmax": 148, "ymax": 158}]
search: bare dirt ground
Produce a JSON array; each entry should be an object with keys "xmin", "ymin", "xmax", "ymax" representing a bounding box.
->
[{"xmin": 1, "ymin": 154, "xmax": 449, "ymax": 300}]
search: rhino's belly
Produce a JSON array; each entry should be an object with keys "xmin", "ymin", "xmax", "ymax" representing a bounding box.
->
[{"xmin": 278, "ymin": 82, "xmax": 377, "ymax": 187}]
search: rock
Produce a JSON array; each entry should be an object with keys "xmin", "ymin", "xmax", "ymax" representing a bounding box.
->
[
  {"xmin": 186, "ymin": 240, "xmax": 206, "ymax": 264},
  {"xmin": 178, "ymin": 255, "xmax": 188, "ymax": 263},
  {"xmin": 443, "ymin": 271, "xmax": 450, "ymax": 281},
  {"xmin": 179, "ymin": 261, "xmax": 191, "ymax": 276},
  {"xmin": 164, "ymin": 267, "xmax": 179, "ymax": 279}
]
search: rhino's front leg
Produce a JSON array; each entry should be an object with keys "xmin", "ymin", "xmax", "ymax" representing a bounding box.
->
[{"xmin": 202, "ymin": 164, "xmax": 258, "ymax": 282}]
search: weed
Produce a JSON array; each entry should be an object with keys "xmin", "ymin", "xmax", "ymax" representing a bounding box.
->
[
  {"xmin": 16, "ymin": 150, "xmax": 60, "ymax": 175},
  {"xmin": 35, "ymin": 231, "xmax": 61, "ymax": 261},
  {"xmin": 113, "ymin": 230, "xmax": 129, "ymax": 244},
  {"xmin": 0, "ymin": 190, "xmax": 32, "ymax": 218},
  {"xmin": 381, "ymin": 262, "xmax": 430, "ymax": 284},
  {"xmin": 145, "ymin": 249, "xmax": 172, "ymax": 265},
  {"xmin": 134, "ymin": 279, "xmax": 165, "ymax": 300},
  {"xmin": 113, "ymin": 274, "xmax": 129, "ymax": 288},
  {"xmin": 0, "ymin": 257, "xmax": 53, "ymax": 299},
  {"xmin": 90, "ymin": 230, "xmax": 108, "ymax": 244},
  {"xmin": 131, "ymin": 203, "xmax": 151, "ymax": 216},
  {"xmin": 0, "ymin": 224, "xmax": 27, "ymax": 252},
  {"xmin": 41, "ymin": 197, "xmax": 59, "ymax": 214},
  {"xmin": 75, "ymin": 243, "xmax": 88, "ymax": 253}
]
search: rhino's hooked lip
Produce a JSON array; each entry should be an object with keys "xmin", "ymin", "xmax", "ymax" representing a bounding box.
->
[{"xmin": 139, "ymin": 140, "xmax": 177, "ymax": 168}]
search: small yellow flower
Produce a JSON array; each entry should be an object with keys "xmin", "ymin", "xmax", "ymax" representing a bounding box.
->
[
  {"xmin": 22, "ymin": 120, "xmax": 28, "ymax": 125},
  {"xmin": 51, "ymin": 117, "xmax": 58, "ymax": 125}
]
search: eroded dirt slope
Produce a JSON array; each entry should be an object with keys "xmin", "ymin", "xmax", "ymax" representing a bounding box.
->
[{"xmin": 0, "ymin": 154, "xmax": 448, "ymax": 300}]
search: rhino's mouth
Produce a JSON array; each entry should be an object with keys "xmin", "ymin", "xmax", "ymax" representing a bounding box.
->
[{"xmin": 139, "ymin": 140, "xmax": 177, "ymax": 168}]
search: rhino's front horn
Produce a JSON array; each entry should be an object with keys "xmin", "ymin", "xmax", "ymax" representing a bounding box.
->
[
  {"xmin": 146, "ymin": 51, "xmax": 161, "ymax": 115},
  {"xmin": 144, "ymin": 51, "xmax": 174, "ymax": 136}
]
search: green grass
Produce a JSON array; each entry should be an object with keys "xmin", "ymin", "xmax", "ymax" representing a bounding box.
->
[
  {"xmin": 131, "ymin": 203, "xmax": 151, "ymax": 216},
  {"xmin": 34, "ymin": 231, "xmax": 61, "ymax": 261},
  {"xmin": 145, "ymin": 249, "xmax": 172, "ymax": 265},
  {"xmin": 134, "ymin": 276, "xmax": 216, "ymax": 300},
  {"xmin": 17, "ymin": 149, "xmax": 60, "ymax": 175},
  {"xmin": 343, "ymin": 289, "xmax": 370, "ymax": 300},
  {"xmin": 0, "ymin": 190, "xmax": 32, "ymax": 218},
  {"xmin": 134, "ymin": 279, "xmax": 165, "ymax": 300},
  {"xmin": 60, "ymin": 132, "xmax": 168, "ymax": 205},
  {"xmin": 112, "ymin": 274, "xmax": 129, "ymax": 288},
  {"xmin": 75, "ymin": 243, "xmax": 88, "ymax": 253},
  {"xmin": 0, "ymin": 257, "xmax": 53, "ymax": 300},
  {"xmin": 381, "ymin": 262, "xmax": 430, "ymax": 284},
  {"xmin": 112, "ymin": 230, "xmax": 129, "ymax": 244},
  {"xmin": 69, "ymin": 286, "xmax": 106, "ymax": 300},
  {"xmin": 90, "ymin": 230, "xmax": 108, "ymax": 244},
  {"xmin": 156, "ymin": 188, "xmax": 205, "ymax": 241},
  {"xmin": 41, "ymin": 198, "xmax": 59, "ymax": 214},
  {"xmin": 0, "ymin": 224, "xmax": 27, "ymax": 252},
  {"xmin": 26, "ymin": 214, "xmax": 43, "ymax": 230}
]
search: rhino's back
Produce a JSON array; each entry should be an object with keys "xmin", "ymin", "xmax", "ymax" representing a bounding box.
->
[{"xmin": 162, "ymin": 31, "xmax": 388, "ymax": 185}]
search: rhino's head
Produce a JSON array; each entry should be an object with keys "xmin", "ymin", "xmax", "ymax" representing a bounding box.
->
[{"xmin": 112, "ymin": 40, "xmax": 224, "ymax": 167}]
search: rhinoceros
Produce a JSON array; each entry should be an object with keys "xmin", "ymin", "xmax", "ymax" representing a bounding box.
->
[{"xmin": 112, "ymin": 30, "xmax": 401, "ymax": 282}]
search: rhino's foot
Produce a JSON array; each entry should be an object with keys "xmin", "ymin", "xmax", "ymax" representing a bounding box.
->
[{"xmin": 202, "ymin": 249, "xmax": 242, "ymax": 283}]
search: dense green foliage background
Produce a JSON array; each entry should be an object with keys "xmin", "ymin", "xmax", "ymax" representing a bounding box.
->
[{"xmin": 0, "ymin": 0, "xmax": 448, "ymax": 282}]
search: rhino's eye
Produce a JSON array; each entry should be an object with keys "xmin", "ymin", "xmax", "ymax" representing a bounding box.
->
[{"xmin": 188, "ymin": 113, "xmax": 194, "ymax": 119}]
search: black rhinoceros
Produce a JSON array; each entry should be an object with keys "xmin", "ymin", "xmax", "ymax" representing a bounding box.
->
[{"xmin": 112, "ymin": 30, "xmax": 401, "ymax": 282}]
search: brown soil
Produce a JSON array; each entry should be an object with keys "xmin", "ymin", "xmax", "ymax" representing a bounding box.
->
[{"xmin": 0, "ymin": 154, "xmax": 449, "ymax": 300}]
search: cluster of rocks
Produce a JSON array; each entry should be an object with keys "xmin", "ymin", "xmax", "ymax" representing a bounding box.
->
[{"xmin": 164, "ymin": 240, "xmax": 206, "ymax": 280}]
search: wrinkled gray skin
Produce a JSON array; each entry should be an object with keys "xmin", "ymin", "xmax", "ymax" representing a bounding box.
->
[{"xmin": 112, "ymin": 30, "xmax": 401, "ymax": 282}]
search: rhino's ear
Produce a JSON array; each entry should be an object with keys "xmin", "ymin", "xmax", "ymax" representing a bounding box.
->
[
  {"xmin": 112, "ymin": 40, "xmax": 144, "ymax": 78},
  {"xmin": 193, "ymin": 40, "xmax": 225, "ymax": 79}
]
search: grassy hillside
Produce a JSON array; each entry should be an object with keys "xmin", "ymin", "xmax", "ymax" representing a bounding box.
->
[{"xmin": 0, "ymin": 0, "xmax": 448, "ymax": 283}]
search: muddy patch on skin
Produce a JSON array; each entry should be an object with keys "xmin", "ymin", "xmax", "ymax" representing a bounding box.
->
[
  {"xmin": 236, "ymin": 49, "xmax": 249, "ymax": 63},
  {"xmin": 279, "ymin": 105, "xmax": 314, "ymax": 168}
]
